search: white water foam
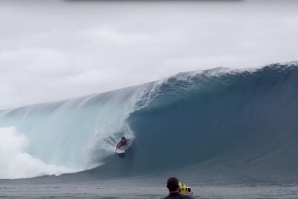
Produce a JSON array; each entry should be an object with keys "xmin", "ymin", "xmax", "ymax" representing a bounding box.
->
[{"xmin": 0, "ymin": 127, "xmax": 78, "ymax": 179}]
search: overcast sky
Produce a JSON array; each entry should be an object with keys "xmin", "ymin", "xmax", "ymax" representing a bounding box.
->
[{"xmin": 0, "ymin": 0, "xmax": 297, "ymax": 110}]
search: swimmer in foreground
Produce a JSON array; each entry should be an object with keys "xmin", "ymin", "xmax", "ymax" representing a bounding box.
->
[{"xmin": 164, "ymin": 177, "xmax": 194, "ymax": 199}]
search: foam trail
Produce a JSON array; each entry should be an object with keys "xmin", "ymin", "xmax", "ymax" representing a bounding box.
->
[{"xmin": 0, "ymin": 127, "xmax": 78, "ymax": 179}]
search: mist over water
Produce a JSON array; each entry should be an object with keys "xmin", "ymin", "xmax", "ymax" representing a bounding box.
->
[{"xmin": 0, "ymin": 127, "xmax": 78, "ymax": 179}]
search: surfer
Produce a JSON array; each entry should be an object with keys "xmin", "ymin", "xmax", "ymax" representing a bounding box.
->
[
  {"xmin": 115, "ymin": 137, "xmax": 131, "ymax": 151},
  {"xmin": 164, "ymin": 177, "xmax": 194, "ymax": 199}
]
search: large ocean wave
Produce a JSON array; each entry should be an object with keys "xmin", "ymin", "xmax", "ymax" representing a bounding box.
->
[
  {"xmin": 0, "ymin": 85, "xmax": 149, "ymax": 179},
  {"xmin": 1, "ymin": 62, "xmax": 298, "ymax": 181}
]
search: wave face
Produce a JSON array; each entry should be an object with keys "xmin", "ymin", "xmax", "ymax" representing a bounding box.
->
[
  {"xmin": 88, "ymin": 62, "xmax": 298, "ymax": 182},
  {"xmin": 0, "ymin": 85, "xmax": 152, "ymax": 179},
  {"xmin": 1, "ymin": 62, "xmax": 298, "ymax": 181}
]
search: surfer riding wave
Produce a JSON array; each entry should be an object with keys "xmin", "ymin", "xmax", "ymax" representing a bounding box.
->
[{"xmin": 115, "ymin": 137, "xmax": 131, "ymax": 151}]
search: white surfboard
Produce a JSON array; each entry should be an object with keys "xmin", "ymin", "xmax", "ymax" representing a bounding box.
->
[{"xmin": 115, "ymin": 149, "xmax": 125, "ymax": 154}]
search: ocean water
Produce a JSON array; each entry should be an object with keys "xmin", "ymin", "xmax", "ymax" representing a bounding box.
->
[
  {"xmin": 1, "ymin": 176, "xmax": 298, "ymax": 198},
  {"xmin": 1, "ymin": 62, "xmax": 298, "ymax": 198}
]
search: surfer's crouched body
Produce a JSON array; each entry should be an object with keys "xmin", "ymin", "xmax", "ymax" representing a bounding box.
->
[
  {"xmin": 164, "ymin": 177, "xmax": 194, "ymax": 199},
  {"xmin": 116, "ymin": 137, "xmax": 131, "ymax": 150}
]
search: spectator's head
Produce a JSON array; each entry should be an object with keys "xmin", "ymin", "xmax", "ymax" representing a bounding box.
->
[{"xmin": 166, "ymin": 177, "xmax": 179, "ymax": 192}]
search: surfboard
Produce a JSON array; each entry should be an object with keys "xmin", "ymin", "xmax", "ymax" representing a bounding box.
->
[{"xmin": 115, "ymin": 149, "xmax": 125, "ymax": 154}]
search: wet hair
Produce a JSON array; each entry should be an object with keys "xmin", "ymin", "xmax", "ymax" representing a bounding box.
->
[
  {"xmin": 167, "ymin": 177, "xmax": 179, "ymax": 191},
  {"xmin": 122, "ymin": 137, "xmax": 125, "ymax": 140}
]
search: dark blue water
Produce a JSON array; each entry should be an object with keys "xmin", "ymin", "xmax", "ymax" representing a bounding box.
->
[{"xmin": 89, "ymin": 63, "xmax": 298, "ymax": 184}]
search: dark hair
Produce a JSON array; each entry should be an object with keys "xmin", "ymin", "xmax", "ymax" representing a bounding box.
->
[
  {"xmin": 122, "ymin": 137, "xmax": 125, "ymax": 140},
  {"xmin": 167, "ymin": 177, "xmax": 179, "ymax": 191}
]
